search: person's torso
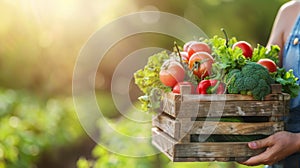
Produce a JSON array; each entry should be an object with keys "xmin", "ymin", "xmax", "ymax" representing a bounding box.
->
[{"xmin": 283, "ymin": 14, "xmax": 300, "ymax": 109}]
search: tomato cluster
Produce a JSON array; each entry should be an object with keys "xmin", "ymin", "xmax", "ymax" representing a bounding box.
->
[
  {"xmin": 159, "ymin": 40, "xmax": 278, "ymax": 95},
  {"xmin": 159, "ymin": 41, "xmax": 218, "ymax": 94},
  {"xmin": 230, "ymin": 41, "xmax": 277, "ymax": 72}
]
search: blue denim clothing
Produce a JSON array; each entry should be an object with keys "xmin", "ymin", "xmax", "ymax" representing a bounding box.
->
[
  {"xmin": 265, "ymin": 107, "xmax": 300, "ymax": 168},
  {"xmin": 283, "ymin": 14, "xmax": 300, "ymax": 109},
  {"xmin": 283, "ymin": 13, "xmax": 300, "ymax": 137},
  {"xmin": 267, "ymin": 14, "xmax": 300, "ymax": 168}
]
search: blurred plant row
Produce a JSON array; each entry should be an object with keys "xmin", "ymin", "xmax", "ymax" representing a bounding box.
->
[{"xmin": 0, "ymin": 88, "xmax": 83, "ymax": 168}]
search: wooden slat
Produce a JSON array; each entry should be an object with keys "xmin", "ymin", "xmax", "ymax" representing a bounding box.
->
[
  {"xmin": 271, "ymin": 84, "xmax": 282, "ymax": 94},
  {"xmin": 163, "ymin": 91, "xmax": 181, "ymax": 102},
  {"xmin": 153, "ymin": 114, "xmax": 284, "ymax": 140},
  {"xmin": 160, "ymin": 96, "xmax": 178, "ymax": 117},
  {"xmin": 173, "ymin": 157, "xmax": 249, "ymax": 162},
  {"xmin": 182, "ymin": 94, "xmax": 254, "ymax": 102},
  {"xmin": 282, "ymin": 93, "xmax": 291, "ymax": 116},
  {"xmin": 169, "ymin": 92, "xmax": 290, "ymax": 102},
  {"xmin": 174, "ymin": 142, "xmax": 264, "ymax": 158},
  {"xmin": 161, "ymin": 99, "xmax": 286, "ymax": 118},
  {"xmin": 152, "ymin": 114, "xmax": 180, "ymax": 140},
  {"xmin": 152, "ymin": 127, "xmax": 176, "ymax": 161},
  {"xmin": 152, "ymin": 128, "xmax": 264, "ymax": 162},
  {"xmin": 180, "ymin": 121, "xmax": 284, "ymax": 136}
]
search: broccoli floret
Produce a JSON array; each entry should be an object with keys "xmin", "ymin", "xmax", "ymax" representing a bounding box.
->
[
  {"xmin": 242, "ymin": 62, "xmax": 275, "ymax": 84},
  {"xmin": 234, "ymin": 77, "xmax": 246, "ymax": 91},
  {"xmin": 224, "ymin": 69, "xmax": 241, "ymax": 94},
  {"xmin": 252, "ymin": 79, "xmax": 271, "ymax": 100},
  {"xmin": 224, "ymin": 62, "xmax": 274, "ymax": 100},
  {"xmin": 243, "ymin": 76, "xmax": 257, "ymax": 90}
]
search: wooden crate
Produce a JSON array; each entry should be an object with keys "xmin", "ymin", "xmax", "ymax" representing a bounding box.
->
[{"xmin": 152, "ymin": 85, "xmax": 290, "ymax": 162}]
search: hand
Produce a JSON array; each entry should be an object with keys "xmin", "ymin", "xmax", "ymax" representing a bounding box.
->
[{"xmin": 241, "ymin": 131, "xmax": 300, "ymax": 166}]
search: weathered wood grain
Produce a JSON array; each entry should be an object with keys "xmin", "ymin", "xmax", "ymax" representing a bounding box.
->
[
  {"xmin": 173, "ymin": 142, "xmax": 263, "ymax": 158},
  {"xmin": 153, "ymin": 113, "xmax": 284, "ymax": 141},
  {"xmin": 161, "ymin": 98, "xmax": 288, "ymax": 118},
  {"xmin": 152, "ymin": 114, "xmax": 180, "ymax": 140},
  {"xmin": 152, "ymin": 128, "xmax": 264, "ymax": 162},
  {"xmin": 152, "ymin": 127, "xmax": 176, "ymax": 161},
  {"xmin": 153, "ymin": 86, "xmax": 290, "ymax": 162},
  {"xmin": 180, "ymin": 121, "xmax": 284, "ymax": 136},
  {"xmin": 271, "ymin": 84, "xmax": 282, "ymax": 94},
  {"xmin": 172, "ymin": 92, "xmax": 290, "ymax": 102}
]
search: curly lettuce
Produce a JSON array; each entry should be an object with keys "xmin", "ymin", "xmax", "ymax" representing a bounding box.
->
[{"xmin": 134, "ymin": 51, "xmax": 171, "ymax": 112}]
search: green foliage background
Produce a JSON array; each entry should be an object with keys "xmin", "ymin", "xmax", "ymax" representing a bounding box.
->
[
  {"xmin": 0, "ymin": 0, "xmax": 288, "ymax": 95},
  {"xmin": 0, "ymin": 0, "xmax": 290, "ymax": 167}
]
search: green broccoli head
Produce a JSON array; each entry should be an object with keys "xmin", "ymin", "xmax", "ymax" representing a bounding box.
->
[
  {"xmin": 243, "ymin": 76, "xmax": 257, "ymax": 90},
  {"xmin": 241, "ymin": 62, "xmax": 275, "ymax": 85},
  {"xmin": 224, "ymin": 69, "xmax": 242, "ymax": 94},
  {"xmin": 225, "ymin": 62, "xmax": 274, "ymax": 100},
  {"xmin": 251, "ymin": 79, "xmax": 271, "ymax": 100}
]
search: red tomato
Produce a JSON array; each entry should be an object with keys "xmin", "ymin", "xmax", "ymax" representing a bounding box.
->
[
  {"xmin": 172, "ymin": 81, "xmax": 195, "ymax": 94},
  {"xmin": 159, "ymin": 60, "xmax": 185, "ymax": 87},
  {"xmin": 232, "ymin": 41, "xmax": 253, "ymax": 59},
  {"xmin": 179, "ymin": 52, "xmax": 189, "ymax": 63},
  {"xmin": 188, "ymin": 52, "xmax": 214, "ymax": 79},
  {"xmin": 257, "ymin": 58, "xmax": 277, "ymax": 73},
  {"xmin": 187, "ymin": 42, "xmax": 211, "ymax": 58},
  {"xmin": 197, "ymin": 79, "xmax": 225, "ymax": 94},
  {"xmin": 183, "ymin": 41, "xmax": 197, "ymax": 52}
]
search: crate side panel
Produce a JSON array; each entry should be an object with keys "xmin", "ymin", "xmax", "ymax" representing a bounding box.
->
[
  {"xmin": 162, "ymin": 93, "xmax": 289, "ymax": 118},
  {"xmin": 173, "ymin": 101, "xmax": 285, "ymax": 118},
  {"xmin": 152, "ymin": 114, "xmax": 180, "ymax": 139},
  {"xmin": 181, "ymin": 93, "xmax": 286, "ymax": 102},
  {"xmin": 161, "ymin": 95, "xmax": 180, "ymax": 117},
  {"xmin": 173, "ymin": 157, "xmax": 249, "ymax": 162},
  {"xmin": 152, "ymin": 128, "xmax": 176, "ymax": 160},
  {"xmin": 180, "ymin": 121, "xmax": 284, "ymax": 135},
  {"xmin": 173, "ymin": 142, "xmax": 264, "ymax": 158}
]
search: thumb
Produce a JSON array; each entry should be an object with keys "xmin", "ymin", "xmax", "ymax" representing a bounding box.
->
[{"xmin": 248, "ymin": 137, "xmax": 272, "ymax": 150}]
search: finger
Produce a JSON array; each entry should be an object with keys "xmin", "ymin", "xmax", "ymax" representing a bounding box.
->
[
  {"xmin": 242, "ymin": 143, "xmax": 280, "ymax": 166},
  {"xmin": 241, "ymin": 151, "xmax": 269, "ymax": 166},
  {"xmin": 248, "ymin": 136, "xmax": 273, "ymax": 150}
]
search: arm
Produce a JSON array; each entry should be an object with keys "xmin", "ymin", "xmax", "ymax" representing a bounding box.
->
[
  {"xmin": 266, "ymin": 3, "xmax": 289, "ymax": 67},
  {"xmin": 241, "ymin": 131, "xmax": 300, "ymax": 166}
]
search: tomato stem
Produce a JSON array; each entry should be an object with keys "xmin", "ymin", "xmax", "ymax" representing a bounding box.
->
[
  {"xmin": 209, "ymin": 80, "xmax": 221, "ymax": 94},
  {"xmin": 221, "ymin": 28, "xmax": 229, "ymax": 48},
  {"xmin": 174, "ymin": 41, "xmax": 184, "ymax": 67}
]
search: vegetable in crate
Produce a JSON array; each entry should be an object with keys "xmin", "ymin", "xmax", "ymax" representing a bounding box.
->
[
  {"xmin": 257, "ymin": 58, "xmax": 277, "ymax": 73},
  {"xmin": 274, "ymin": 67, "xmax": 300, "ymax": 98},
  {"xmin": 172, "ymin": 81, "xmax": 196, "ymax": 94},
  {"xmin": 224, "ymin": 62, "xmax": 274, "ymax": 100},
  {"xmin": 134, "ymin": 51, "xmax": 171, "ymax": 112},
  {"xmin": 159, "ymin": 59, "xmax": 185, "ymax": 87},
  {"xmin": 134, "ymin": 35, "xmax": 299, "ymax": 113},
  {"xmin": 198, "ymin": 79, "xmax": 225, "ymax": 94},
  {"xmin": 232, "ymin": 41, "xmax": 253, "ymax": 59},
  {"xmin": 188, "ymin": 52, "xmax": 214, "ymax": 79},
  {"xmin": 179, "ymin": 52, "xmax": 189, "ymax": 64},
  {"xmin": 186, "ymin": 41, "xmax": 212, "ymax": 57}
]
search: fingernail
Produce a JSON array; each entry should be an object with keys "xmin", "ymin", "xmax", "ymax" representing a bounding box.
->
[{"xmin": 249, "ymin": 142, "xmax": 257, "ymax": 149}]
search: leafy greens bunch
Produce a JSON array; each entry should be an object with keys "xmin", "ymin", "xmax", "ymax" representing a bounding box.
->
[
  {"xmin": 134, "ymin": 51, "xmax": 171, "ymax": 112},
  {"xmin": 134, "ymin": 36, "xmax": 300, "ymax": 112}
]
